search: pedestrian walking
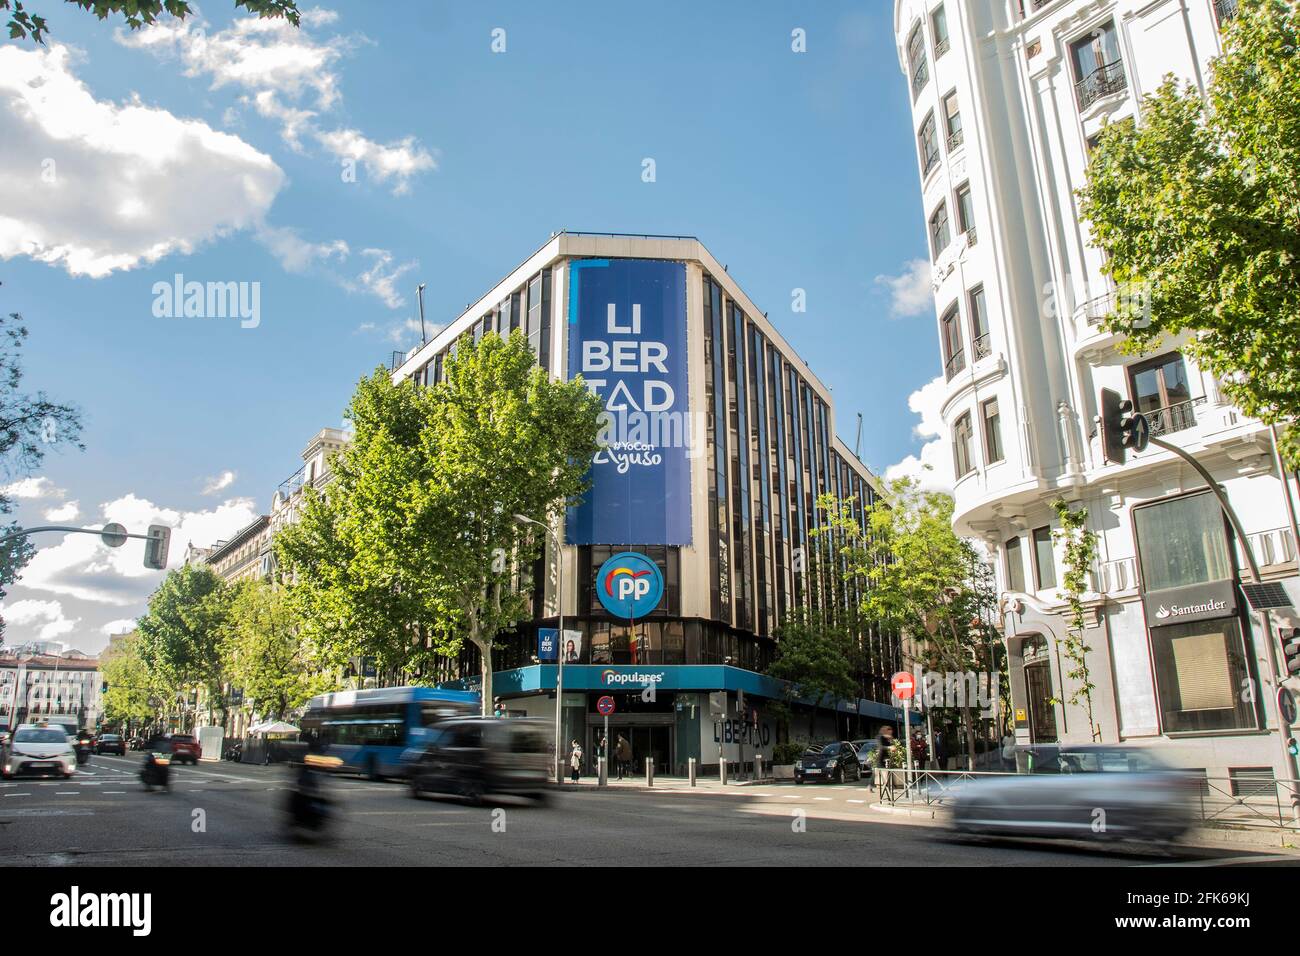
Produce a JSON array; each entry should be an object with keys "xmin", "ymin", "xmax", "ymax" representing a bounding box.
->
[
  {"xmin": 870, "ymin": 725, "xmax": 894, "ymax": 790},
  {"xmin": 1001, "ymin": 730, "xmax": 1016, "ymax": 772},
  {"xmin": 933, "ymin": 730, "xmax": 947, "ymax": 771},
  {"xmin": 569, "ymin": 739, "xmax": 583, "ymax": 783},
  {"xmin": 615, "ymin": 734, "xmax": 632, "ymax": 780}
]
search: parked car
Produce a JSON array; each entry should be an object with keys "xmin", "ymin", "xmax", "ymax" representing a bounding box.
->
[
  {"xmin": 794, "ymin": 741, "xmax": 862, "ymax": 784},
  {"xmin": 95, "ymin": 733, "xmax": 126, "ymax": 756},
  {"xmin": 406, "ymin": 717, "xmax": 550, "ymax": 805},
  {"xmin": 947, "ymin": 745, "xmax": 1198, "ymax": 843},
  {"xmin": 851, "ymin": 739, "xmax": 879, "ymax": 770},
  {"xmin": 165, "ymin": 734, "xmax": 202, "ymax": 765},
  {"xmin": 2, "ymin": 723, "xmax": 76, "ymax": 779}
]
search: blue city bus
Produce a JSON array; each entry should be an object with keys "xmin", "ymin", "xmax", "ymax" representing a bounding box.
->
[{"xmin": 299, "ymin": 686, "xmax": 480, "ymax": 779}]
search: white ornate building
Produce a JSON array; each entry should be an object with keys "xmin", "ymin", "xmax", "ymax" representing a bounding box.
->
[{"xmin": 893, "ymin": 0, "xmax": 1299, "ymax": 783}]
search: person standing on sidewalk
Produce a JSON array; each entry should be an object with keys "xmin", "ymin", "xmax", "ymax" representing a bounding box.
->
[
  {"xmin": 615, "ymin": 734, "xmax": 632, "ymax": 780},
  {"xmin": 569, "ymin": 739, "xmax": 583, "ymax": 783}
]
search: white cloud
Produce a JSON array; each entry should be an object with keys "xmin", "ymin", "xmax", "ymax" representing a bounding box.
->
[
  {"xmin": 0, "ymin": 477, "xmax": 66, "ymax": 500},
  {"xmin": 0, "ymin": 598, "xmax": 79, "ymax": 641},
  {"xmin": 200, "ymin": 470, "xmax": 237, "ymax": 495},
  {"xmin": 16, "ymin": 494, "xmax": 259, "ymax": 606},
  {"xmin": 350, "ymin": 248, "xmax": 417, "ymax": 309},
  {"xmin": 43, "ymin": 500, "xmax": 80, "ymax": 522},
  {"xmin": 0, "ymin": 44, "xmax": 285, "ymax": 277},
  {"xmin": 100, "ymin": 618, "xmax": 137, "ymax": 637},
  {"xmin": 122, "ymin": 12, "xmax": 435, "ymax": 195},
  {"xmin": 874, "ymin": 258, "xmax": 935, "ymax": 319},
  {"xmin": 254, "ymin": 222, "xmax": 349, "ymax": 273},
  {"xmin": 884, "ymin": 375, "xmax": 952, "ymax": 491}
]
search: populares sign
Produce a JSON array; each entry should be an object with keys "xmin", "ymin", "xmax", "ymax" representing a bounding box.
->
[{"xmin": 565, "ymin": 258, "xmax": 693, "ymax": 546}]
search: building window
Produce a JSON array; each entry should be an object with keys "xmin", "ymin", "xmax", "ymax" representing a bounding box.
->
[
  {"xmin": 1133, "ymin": 491, "xmax": 1233, "ymax": 593},
  {"xmin": 940, "ymin": 304, "xmax": 965, "ymax": 380},
  {"xmin": 952, "ymin": 411, "xmax": 975, "ymax": 479},
  {"xmin": 981, "ymin": 397, "xmax": 1004, "ymax": 463},
  {"xmin": 918, "ymin": 112, "xmax": 940, "ymax": 176},
  {"xmin": 1149, "ymin": 617, "xmax": 1257, "ymax": 733},
  {"xmin": 1032, "ymin": 526, "xmax": 1057, "ymax": 590},
  {"xmin": 955, "ymin": 182, "xmax": 976, "ymax": 246},
  {"xmin": 908, "ymin": 22, "xmax": 929, "ymax": 96},
  {"xmin": 943, "ymin": 91, "xmax": 963, "ymax": 150},
  {"xmin": 1213, "ymin": 0, "xmax": 1239, "ymax": 29},
  {"xmin": 1071, "ymin": 21, "xmax": 1125, "ymax": 110},
  {"xmin": 929, "ymin": 201, "xmax": 951, "ymax": 261},
  {"xmin": 932, "ymin": 5, "xmax": 950, "ymax": 57},
  {"xmin": 1129, "ymin": 352, "xmax": 1198, "ymax": 437},
  {"xmin": 1005, "ymin": 536, "xmax": 1026, "ymax": 592}
]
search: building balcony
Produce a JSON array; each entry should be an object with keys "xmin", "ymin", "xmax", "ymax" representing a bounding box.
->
[
  {"xmin": 935, "ymin": 37, "xmax": 950, "ymax": 57},
  {"xmin": 1145, "ymin": 396, "xmax": 1206, "ymax": 439},
  {"xmin": 1214, "ymin": 0, "xmax": 1239, "ymax": 28},
  {"xmin": 944, "ymin": 349, "xmax": 967, "ymax": 381},
  {"xmin": 947, "ymin": 128, "xmax": 964, "ymax": 151},
  {"xmin": 1075, "ymin": 60, "xmax": 1127, "ymax": 111},
  {"xmin": 1082, "ymin": 290, "xmax": 1116, "ymax": 326},
  {"xmin": 972, "ymin": 332, "xmax": 991, "ymax": 361},
  {"xmin": 964, "ymin": 225, "xmax": 978, "ymax": 248}
]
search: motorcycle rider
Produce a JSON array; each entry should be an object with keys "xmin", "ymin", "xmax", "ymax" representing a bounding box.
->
[{"xmin": 140, "ymin": 735, "xmax": 173, "ymax": 791}]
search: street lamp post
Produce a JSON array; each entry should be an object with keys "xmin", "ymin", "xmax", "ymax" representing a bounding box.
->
[{"xmin": 515, "ymin": 513, "xmax": 565, "ymax": 785}]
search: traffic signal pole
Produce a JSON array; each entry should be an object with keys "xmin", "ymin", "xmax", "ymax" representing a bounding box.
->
[{"xmin": 1147, "ymin": 435, "xmax": 1300, "ymax": 822}]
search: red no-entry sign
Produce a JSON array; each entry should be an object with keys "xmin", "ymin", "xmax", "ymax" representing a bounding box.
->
[
  {"xmin": 596, "ymin": 695, "xmax": 616, "ymax": 716},
  {"xmin": 891, "ymin": 671, "xmax": 916, "ymax": 701}
]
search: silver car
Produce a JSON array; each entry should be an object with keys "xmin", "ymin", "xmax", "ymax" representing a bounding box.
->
[{"xmin": 948, "ymin": 745, "xmax": 1198, "ymax": 843}]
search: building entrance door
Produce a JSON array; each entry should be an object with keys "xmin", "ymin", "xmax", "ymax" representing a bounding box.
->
[
  {"xmin": 587, "ymin": 721, "xmax": 673, "ymax": 777},
  {"xmin": 1024, "ymin": 660, "xmax": 1058, "ymax": 744}
]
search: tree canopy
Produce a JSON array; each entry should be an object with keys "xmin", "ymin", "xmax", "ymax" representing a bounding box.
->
[
  {"xmin": 1077, "ymin": 0, "xmax": 1300, "ymax": 465},
  {"xmin": 135, "ymin": 564, "xmax": 230, "ymax": 706},
  {"xmin": 3, "ymin": 0, "xmax": 299, "ymax": 43}
]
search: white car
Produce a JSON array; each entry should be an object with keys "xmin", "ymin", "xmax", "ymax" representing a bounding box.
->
[{"xmin": 3, "ymin": 724, "xmax": 76, "ymax": 779}]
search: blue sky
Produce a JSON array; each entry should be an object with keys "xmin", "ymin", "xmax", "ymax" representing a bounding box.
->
[{"xmin": 0, "ymin": 1, "xmax": 941, "ymax": 652}]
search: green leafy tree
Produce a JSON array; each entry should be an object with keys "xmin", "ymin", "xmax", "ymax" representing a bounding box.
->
[
  {"xmin": 415, "ymin": 331, "xmax": 601, "ymax": 711},
  {"xmin": 279, "ymin": 331, "xmax": 602, "ymax": 712},
  {"xmin": 768, "ymin": 609, "xmax": 859, "ymax": 741},
  {"xmin": 0, "ymin": 311, "xmax": 83, "ymax": 635},
  {"xmin": 100, "ymin": 631, "xmax": 168, "ymax": 732},
  {"xmin": 136, "ymin": 564, "xmax": 231, "ymax": 727},
  {"xmin": 219, "ymin": 579, "xmax": 333, "ymax": 721},
  {"xmin": 276, "ymin": 369, "xmax": 440, "ymax": 680},
  {"xmin": 1051, "ymin": 499, "xmax": 1102, "ymax": 741},
  {"xmin": 4, "ymin": 0, "xmax": 299, "ymax": 43},
  {"xmin": 1077, "ymin": 0, "xmax": 1300, "ymax": 466},
  {"xmin": 822, "ymin": 479, "xmax": 992, "ymax": 769}
]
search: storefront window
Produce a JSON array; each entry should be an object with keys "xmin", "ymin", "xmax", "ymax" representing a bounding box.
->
[
  {"xmin": 1149, "ymin": 618, "xmax": 1257, "ymax": 733},
  {"xmin": 1134, "ymin": 492, "xmax": 1232, "ymax": 592}
]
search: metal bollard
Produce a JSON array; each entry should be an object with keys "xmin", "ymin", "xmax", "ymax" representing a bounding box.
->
[
  {"xmin": 645, "ymin": 757, "xmax": 654, "ymax": 787},
  {"xmin": 756, "ymin": 754, "xmax": 764, "ymax": 780},
  {"xmin": 688, "ymin": 756, "xmax": 697, "ymax": 787},
  {"xmin": 720, "ymin": 758, "xmax": 728, "ymax": 786},
  {"xmin": 598, "ymin": 756, "xmax": 607, "ymax": 787}
]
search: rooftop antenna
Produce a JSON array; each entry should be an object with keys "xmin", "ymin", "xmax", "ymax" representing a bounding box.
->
[
  {"xmin": 855, "ymin": 413, "xmax": 864, "ymax": 460},
  {"xmin": 416, "ymin": 283, "xmax": 428, "ymax": 346}
]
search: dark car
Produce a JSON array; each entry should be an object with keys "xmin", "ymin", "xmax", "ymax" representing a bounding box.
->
[
  {"xmin": 165, "ymin": 734, "xmax": 202, "ymax": 765},
  {"xmin": 795, "ymin": 741, "xmax": 862, "ymax": 784},
  {"xmin": 95, "ymin": 733, "xmax": 126, "ymax": 756},
  {"xmin": 406, "ymin": 717, "xmax": 550, "ymax": 805}
]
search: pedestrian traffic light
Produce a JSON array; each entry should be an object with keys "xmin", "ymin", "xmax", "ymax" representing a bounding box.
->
[
  {"xmin": 144, "ymin": 524, "xmax": 171, "ymax": 571},
  {"xmin": 101, "ymin": 681, "xmax": 108, "ymax": 694},
  {"xmin": 1288, "ymin": 737, "xmax": 1299, "ymax": 758},
  {"xmin": 493, "ymin": 696, "xmax": 504, "ymax": 717},
  {"xmin": 1282, "ymin": 628, "xmax": 1300, "ymax": 678}
]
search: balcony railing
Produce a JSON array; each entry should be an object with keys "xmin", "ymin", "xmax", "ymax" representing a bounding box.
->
[
  {"xmin": 935, "ymin": 36, "xmax": 950, "ymax": 57},
  {"xmin": 944, "ymin": 349, "xmax": 967, "ymax": 381},
  {"xmin": 1075, "ymin": 59, "xmax": 1127, "ymax": 110},
  {"xmin": 965, "ymin": 225, "xmax": 978, "ymax": 247},
  {"xmin": 972, "ymin": 332, "xmax": 991, "ymax": 361},
  {"xmin": 1145, "ymin": 396, "xmax": 1206, "ymax": 438},
  {"xmin": 1214, "ymin": 0, "xmax": 1239, "ymax": 27},
  {"xmin": 947, "ymin": 128, "xmax": 964, "ymax": 150},
  {"xmin": 922, "ymin": 148, "xmax": 940, "ymax": 176},
  {"xmin": 911, "ymin": 60, "xmax": 929, "ymax": 97},
  {"xmin": 1083, "ymin": 290, "xmax": 1117, "ymax": 326}
]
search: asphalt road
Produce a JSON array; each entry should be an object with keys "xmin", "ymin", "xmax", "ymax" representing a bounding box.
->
[{"xmin": 1, "ymin": 754, "xmax": 1296, "ymax": 867}]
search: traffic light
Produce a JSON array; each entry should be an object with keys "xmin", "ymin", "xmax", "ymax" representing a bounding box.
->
[
  {"xmin": 1282, "ymin": 628, "xmax": 1300, "ymax": 678},
  {"xmin": 101, "ymin": 681, "xmax": 108, "ymax": 694},
  {"xmin": 1099, "ymin": 388, "xmax": 1149, "ymax": 464},
  {"xmin": 144, "ymin": 524, "xmax": 171, "ymax": 571},
  {"xmin": 1288, "ymin": 738, "xmax": 1299, "ymax": 758},
  {"xmin": 493, "ymin": 697, "xmax": 504, "ymax": 717}
]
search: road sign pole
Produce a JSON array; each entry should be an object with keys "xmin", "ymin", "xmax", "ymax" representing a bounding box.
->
[{"xmin": 903, "ymin": 699, "xmax": 912, "ymax": 797}]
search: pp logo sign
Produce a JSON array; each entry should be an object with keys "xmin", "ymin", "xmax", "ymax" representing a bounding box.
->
[{"xmin": 595, "ymin": 551, "xmax": 664, "ymax": 620}]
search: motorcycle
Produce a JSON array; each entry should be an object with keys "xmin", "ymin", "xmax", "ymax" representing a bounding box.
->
[
  {"xmin": 284, "ymin": 753, "xmax": 341, "ymax": 840},
  {"xmin": 140, "ymin": 750, "xmax": 172, "ymax": 792},
  {"xmin": 222, "ymin": 741, "xmax": 243, "ymax": 762}
]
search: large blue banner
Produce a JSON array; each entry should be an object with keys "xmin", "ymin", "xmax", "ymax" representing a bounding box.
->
[{"xmin": 565, "ymin": 258, "xmax": 692, "ymax": 546}]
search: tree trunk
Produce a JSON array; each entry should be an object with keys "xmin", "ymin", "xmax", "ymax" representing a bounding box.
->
[
  {"xmin": 962, "ymin": 707, "xmax": 977, "ymax": 770},
  {"xmin": 470, "ymin": 631, "xmax": 492, "ymax": 717}
]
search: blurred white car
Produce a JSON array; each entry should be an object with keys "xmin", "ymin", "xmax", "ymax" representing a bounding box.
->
[
  {"xmin": 947, "ymin": 745, "xmax": 1197, "ymax": 843},
  {"xmin": 3, "ymin": 723, "xmax": 76, "ymax": 779}
]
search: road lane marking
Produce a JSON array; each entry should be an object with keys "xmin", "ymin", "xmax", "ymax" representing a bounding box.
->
[
  {"xmin": 4, "ymin": 793, "xmax": 30, "ymax": 798},
  {"xmin": 847, "ymin": 799, "xmax": 865, "ymax": 804},
  {"xmin": 103, "ymin": 791, "xmax": 126, "ymax": 794},
  {"xmin": 55, "ymin": 791, "xmax": 78, "ymax": 795}
]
